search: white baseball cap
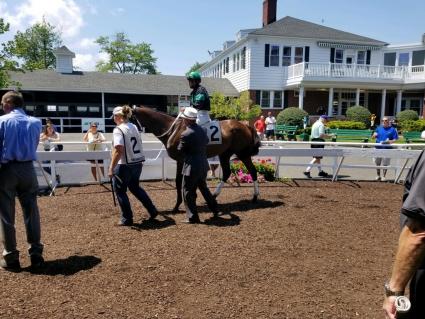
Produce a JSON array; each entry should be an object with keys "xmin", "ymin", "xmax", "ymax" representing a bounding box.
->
[
  {"xmin": 111, "ymin": 106, "xmax": 124, "ymax": 119},
  {"xmin": 180, "ymin": 106, "xmax": 198, "ymax": 119}
]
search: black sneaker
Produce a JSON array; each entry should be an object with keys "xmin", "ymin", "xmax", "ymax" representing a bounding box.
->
[
  {"xmin": 318, "ymin": 171, "xmax": 330, "ymax": 178},
  {"xmin": 0, "ymin": 259, "xmax": 21, "ymax": 272},
  {"xmin": 303, "ymin": 171, "xmax": 312, "ymax": 178},
  {"xmin": 30, "ymin": 255, "xmax": 44, "ymax": 268}
]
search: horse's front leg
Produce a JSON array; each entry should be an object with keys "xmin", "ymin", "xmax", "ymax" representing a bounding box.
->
[
  {"xmin": 173, "ymin": 161, "xmax": 183, "ymax": 213},
  {"xmin": 240, "ymin": 156, "xmax": 259, "ymax": 203}
]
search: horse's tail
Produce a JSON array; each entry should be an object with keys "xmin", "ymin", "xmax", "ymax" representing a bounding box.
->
[{"xmin": 248, "ymin": 125, "xmax": 261, "ymax": 156}]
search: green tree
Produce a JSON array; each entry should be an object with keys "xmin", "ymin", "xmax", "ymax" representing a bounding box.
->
[
  {"xmin": 95, "ymin": 32, "xmax": 157, "ymax": 74},
  {"xmin": 5, "ymin": 20, "xmax": 62, "ymax": 70},
  {"xmin": 186, "ymin": 62, "xmax": 205, "ymax": 76},
  {"xmin": 210, "ymin": 91, "xmax": 260, "ymax": 121},
  {"xmin": 0, "ymin": 18, "xmax": 20, "ymax": 88}
]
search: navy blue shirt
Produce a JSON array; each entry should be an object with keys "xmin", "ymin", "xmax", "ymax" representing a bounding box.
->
[{"xmin": 0, "ymin": 108, "xmax": 42, "ymax": 163}]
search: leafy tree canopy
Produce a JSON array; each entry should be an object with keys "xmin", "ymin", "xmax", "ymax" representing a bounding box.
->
[
  {"xmin": 4, "ymin": 20, "xmax": 62, "ymax": 70},
  {"xmin": 0, "ymin": 18, "xmax": 20, "ymax": 88},
  {"xmin": 95, "ymin": 32, "xmax": 158, "ymax": 74},
  {"xmin": 186, "ymin": 62, "xmax": 205, "ymax": 76}
]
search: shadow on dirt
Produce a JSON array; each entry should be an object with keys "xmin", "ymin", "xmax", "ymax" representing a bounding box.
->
[
  {"xmin": 216, "ymin": 198, "xmax": 284, "ymax": 213},
  {"xmin": 133, "ymin": 214, "xmax": 176, "ymax": 230},
  {"xmin": 26, "ymin": 255, "xmax": 101, "ymax": 276}
]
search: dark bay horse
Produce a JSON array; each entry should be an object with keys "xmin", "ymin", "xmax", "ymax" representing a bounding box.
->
[{"xmin": 132, "ymin": 106, "xmax": 261, "ymax": 212}]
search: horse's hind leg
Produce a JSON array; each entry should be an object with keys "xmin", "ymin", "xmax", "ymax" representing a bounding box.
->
[
  {"xmin": 240, "ymin": 156, "xmax": 259, "ymax": 203},
  {"xmin": 213, "ymin": 152, "xmax": 232, "ymax": 198}
]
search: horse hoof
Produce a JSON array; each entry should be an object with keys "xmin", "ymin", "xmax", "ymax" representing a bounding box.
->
[
  {"xmin": 172, "ymin": 205, "xmax": 181, "ymax": 214},
  {"xmin": 252, "ymin": 195, "xmax": 258, "ymax": 203}
]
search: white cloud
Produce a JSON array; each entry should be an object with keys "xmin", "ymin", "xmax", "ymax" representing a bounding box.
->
[
  {"xmin": 5, "ymin": 0, "xmax": 84, "ymax": 39},
  {"xmin": 74, "ymin": 52, "xmax": 109, "ymax": 71},
  {"xmin": 78, "ymin": 37, "xmax": 97, "ymax": 49}
]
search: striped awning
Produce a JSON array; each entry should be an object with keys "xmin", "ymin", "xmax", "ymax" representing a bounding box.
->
[{"xmin": 317, "ymin": 41, "xmax": 381, "ymax": 50}]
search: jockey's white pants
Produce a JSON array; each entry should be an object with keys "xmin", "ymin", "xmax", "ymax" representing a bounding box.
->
[{"xmin": 196, "ymin": 110, "xmax": 211, "ymax": 126}]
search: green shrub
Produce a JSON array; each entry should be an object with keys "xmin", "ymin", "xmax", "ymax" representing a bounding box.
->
[
  {"xmin": 276, "ymin": 107, "xmax": 308, "ymax": 126},
  {"xmin": 327, "ymin": 120, "xmax": 367, "ymax": 129},
  {"xmin": 345, "ymin": 105, "xmax": 371, "ymax": 126},
  {"xmin": 399, "ymin": 119, "xmax": 425, "ymax": 132},
  {"xmin": 396, "ymin": 110, "xmax": 419, "ymax": 122}
]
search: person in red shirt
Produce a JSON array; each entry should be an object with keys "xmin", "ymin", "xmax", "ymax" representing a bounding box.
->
[{"xmin": 254, "ymin": 115, "xmax": 266, "ymax": 140}]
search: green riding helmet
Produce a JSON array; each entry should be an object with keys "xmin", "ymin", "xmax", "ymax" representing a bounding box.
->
[{"xmin": 187, "ymin": 71, "xmax": 201, "ymax": 82}]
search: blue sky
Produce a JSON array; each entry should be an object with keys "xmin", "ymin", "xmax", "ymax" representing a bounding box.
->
[{"xmin": 1, "ymin": 0, "xmax": 424, "ymax": 75}]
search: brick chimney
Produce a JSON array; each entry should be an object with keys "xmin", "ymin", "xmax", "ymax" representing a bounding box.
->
[{"xmin": 263, "ymin": 0, "xmax": 277, "ymax": 26}]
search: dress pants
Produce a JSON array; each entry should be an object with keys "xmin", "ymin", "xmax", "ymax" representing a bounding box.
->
[
  {"xmin": 0, "ymin": 162, "xmax": 43, "ymax": 263},
  {"xmin": 182, "ymin": 170, "xmax": 217, "ymax": 220}
]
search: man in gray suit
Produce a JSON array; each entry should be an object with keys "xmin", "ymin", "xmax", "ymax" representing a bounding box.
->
[{"xmin": 177, "ymin": 107, "xmax": 219, "ymax": 223}]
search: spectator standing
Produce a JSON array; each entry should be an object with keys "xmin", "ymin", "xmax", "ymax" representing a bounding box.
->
[
  {"xmin": 372, "ymin": 117, "xmax": 398, "ymax": 182},
  {"xmin": 254, "ymin": 115, "xmax": 266, "ymax": 140},
  {"xmin": 177, "ymin": 107, "xmax": 219, "ymax": 223},
  {"xmin": 83, "ymin": 122, "xmax": 106, "ymax": 182},
  {"xmin": 265, "ymin": 112, "xmax": 276, "ymax": 141},
  {"xmin": 303, "ymin": 115, "xmax": 333, "ymax": 178},
  {"xmin": 382, "ymin": 149, "xmax": 425, "ymax": 319},
  {"xmin": 0, "ymin": 91, "xmax": 44, "ymax": 271},
  {"xmin": 39, "ymin": 123, "xmax": 61, "ymax": 184},
  {"xmin": 108, "ymin": 105, "xmax": 158, "ymax": 226}
]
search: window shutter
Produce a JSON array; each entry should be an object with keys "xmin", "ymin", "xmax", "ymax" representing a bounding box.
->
[
  {"xmin": 283, "ymin": 91, "xmax": 288, "ymax": 109},
  {"xmin": 304, "ymin": 46, "xmax": 310, "ymax": 62},
  {"xmin": 330, "ymin": 48, "xmax": 335, "ymax": 63},
  {"xmin": 366, "ymin": 50, "xmax": 371, "ymax": 65},
  {"xmin": 255, "ymin": 90, "xmax": 261, "ymax": 105},
  {"xmin": 264, "ymin": 44, "xmax": 270, "ymax": 67}
]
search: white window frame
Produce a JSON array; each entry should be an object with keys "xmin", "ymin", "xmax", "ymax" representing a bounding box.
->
[
  {"xmin": 272, "ymin": 91, "xmax": 283, "ymax": 109},
  {"xmin": 270, "ymin": 45, "xmax": 280, "ymax": 67},
  {"xmin": 357, "ymin": 51, "xmax": 366, "ymax": 65},
  {"xmin": 294, "ymin": 47, "xmax": 304, "ymax": 64},
  {"xmin": 260, "ymin": 91, "xmax": 270, "ymax": 108},
  {"xmin": 282, "ymin": 46, "xmax": 291, "ymax": 66},
  {"xmin": 334, "ymin": 49, "xmax": 344, "ymax": 64}
]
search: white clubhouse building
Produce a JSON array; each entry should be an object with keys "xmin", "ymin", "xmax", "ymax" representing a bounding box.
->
[{"xmin": 199, "ymin": 0, "xmax": 425, "ymax": 120}]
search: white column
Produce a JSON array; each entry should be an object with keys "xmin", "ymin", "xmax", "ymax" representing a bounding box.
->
[
  {"xmin": 355, "ymin": 88, "xmax": 360, "ymax": 106},
  {"xmin": 298, "ymin": 86, "xmax": 304, "ymax": 110},
  {"xmin": 328, "ymin": 88, "xmax": 334, "ymax": 116},
  {"xmin": 396, "ymin": 90, "xmax": 402, "ymax": 115},
  {"xmin": 270, "ymin": 91, "xmax": 275, "ymax": 108},
  {"xmin": 380, "ymin": 89, "xmax": 386, "ymax": 118}
]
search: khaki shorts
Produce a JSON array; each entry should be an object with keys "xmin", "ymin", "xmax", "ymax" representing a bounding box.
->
[{"xmin": 373, "ymin": 157, "xmax": 390, "ymax": 166}]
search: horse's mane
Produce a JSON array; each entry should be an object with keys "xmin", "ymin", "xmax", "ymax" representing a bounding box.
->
[{"xmin": 136, "ymin": 106, "xmax": 175, "ymax": 121}]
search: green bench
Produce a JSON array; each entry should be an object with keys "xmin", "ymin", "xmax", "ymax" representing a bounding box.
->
[
  {"xmin": 275, "ymin": 125, "xmax": 298, "ymax": 140},
  {"xmin": 329, "ymin": 129, "xmax": 373, "ymax": 143},
  {"xmin": 403, "ymin": 131, "xmax": 425, "ymax": 143}
]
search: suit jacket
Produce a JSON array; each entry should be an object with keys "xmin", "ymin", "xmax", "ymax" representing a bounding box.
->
[{"xmin": 177, "ymin": 123, "xmax": 209, "ymax": 176}]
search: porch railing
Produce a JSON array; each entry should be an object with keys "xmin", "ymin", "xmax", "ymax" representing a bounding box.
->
[{"xmin": 287, "ymin": 62, "xmax": 425, "ymax": 81}]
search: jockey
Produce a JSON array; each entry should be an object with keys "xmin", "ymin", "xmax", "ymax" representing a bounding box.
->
[{"xmin": 187, "ymin": 71, "xmax": 211, "ymax": 125}]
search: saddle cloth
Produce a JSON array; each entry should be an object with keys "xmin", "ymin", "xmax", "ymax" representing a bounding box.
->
[{"xmin": 201, "ymin": 120, "xmax": 222, "ymax": 145}]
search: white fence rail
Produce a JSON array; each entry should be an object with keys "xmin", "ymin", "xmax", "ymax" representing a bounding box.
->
[{"xmin": 35, "ymin": 141, "xmax": 425, "ymax": 191}]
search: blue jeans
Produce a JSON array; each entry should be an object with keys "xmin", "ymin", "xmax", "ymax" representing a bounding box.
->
[{"xmin": 113, "ymin": 164, "xmax": 157, "ymax": 224}]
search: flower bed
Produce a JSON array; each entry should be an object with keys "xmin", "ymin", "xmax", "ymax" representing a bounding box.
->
[{"xmin": 229, "ymin": 158, "xmax": 276, "ymax": 183}]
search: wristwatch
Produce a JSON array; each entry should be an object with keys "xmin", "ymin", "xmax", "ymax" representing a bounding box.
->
[{"xmin": 384, "ymin": 282, "xmax": 404, "ymax": 297}]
